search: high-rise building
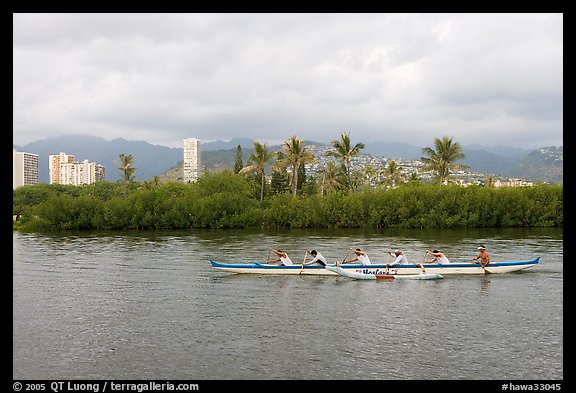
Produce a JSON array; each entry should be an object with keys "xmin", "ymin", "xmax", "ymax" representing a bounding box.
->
[
  {"xmin": 49, "ymin": 152, "xmax": 105, "ymax": 185},
  {"xmin": 13, "ymin": 148, "xmax": 39, "ymax": 189},
  {"xmin": 49, "ymin": 152, "xmax": 75, "ymax": 185},
  {"xmin": 183, "ymin": 138, "xmax": 201, "ymax": 183},
  {"xmin": 59, "ymin": 159, "xmax": 106, "ymax": 186}
]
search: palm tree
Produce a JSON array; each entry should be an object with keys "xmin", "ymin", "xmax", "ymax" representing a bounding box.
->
[
  {"xmin": 484, "ymin": 174, "xmax": 496, "ymax": 188},
  {"xmin": 362, "ymin": 164, "xmax": 378, "ymax": 189},
  {"xmin": 379, "ymin": 160, "xmax": 404, "ymax": 189},
  {"xmin": 325, "ymin": 131, "xmax": 365, "ymax": 190},
  {"xmin": 277, "ymin": 136, "xmax": 316, "ymax": 196},
  {"xmin": 320, "ymin": 161, "xmax": 344, "ymax": 195},
  {"xmin": 348, "ymin": 169, "xmax": 365, "ymax": 192},
  {"xmin": 240, "ymin": 142, "xmax": 274, "ymax": 201},
  {"xmin": 420, "ymin": 136, "xmax": 470, "ymax": 185},
  {"xmin": 406, "ymin": 172, "xmax": 421, "ymax": 183},
  {"xmin": 139, "ymin": 176, "xmax": 160, "ymax": 190},
  {"xmin": 117, "ymin": 153, "xmax": 137, "ymax": 195}
]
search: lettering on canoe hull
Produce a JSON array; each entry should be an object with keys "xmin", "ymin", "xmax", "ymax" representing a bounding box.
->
[{"xmin": 355, "ymin": 268, "xmax": 397, "ymax": 275}]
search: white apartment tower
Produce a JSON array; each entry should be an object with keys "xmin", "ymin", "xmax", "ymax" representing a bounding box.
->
[
  {"xmin": 59, "ymin": 160, "xmax": 106, "ymax": 186},
  {"xmin": 13, "ymin": 148, "xmax": 39, "ymax": 189},
  {"xmin": 183, "ymin": 138, "xmax": 201, "ymax": 183},
  {"xmin": 49, "ymin": 152, "xmax": 105, "ymax": 185}
]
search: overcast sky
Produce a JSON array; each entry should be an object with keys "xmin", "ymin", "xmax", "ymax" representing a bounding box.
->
[{"xmin": 13, "ymin": 13, "xmax": 563, "ymax": 149}]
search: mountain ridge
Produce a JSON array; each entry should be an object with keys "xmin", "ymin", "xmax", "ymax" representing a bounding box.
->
[{"xmin": 14, "ymin": 135, "xmax": 563, "ymax": 184}]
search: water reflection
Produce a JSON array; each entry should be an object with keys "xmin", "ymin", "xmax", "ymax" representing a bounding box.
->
[
  {"xmin": 479, "ymin": 277, "xmax": 492, "ymax": 297},
  {"xmin": 13, "ymin": 228, "xmax": 562, "ymax": 380}
]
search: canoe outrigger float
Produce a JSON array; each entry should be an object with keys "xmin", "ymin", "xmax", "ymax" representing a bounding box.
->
[
  {"xmin": 324, "ymin": 265, "xmax": 444, "ymax": 280},
  {"xmin": 209, "ymin": 257, "xmax": 540, "ymax": 276}
]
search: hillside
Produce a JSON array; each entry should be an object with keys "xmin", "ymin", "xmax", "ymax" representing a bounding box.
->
[
  {"xmin": 509, "ymin": 147, "xmax": 563, "ymax": 184},
  {"xmin": 15, "ymin": 135, "xmax": 563, "ymax": 184}
]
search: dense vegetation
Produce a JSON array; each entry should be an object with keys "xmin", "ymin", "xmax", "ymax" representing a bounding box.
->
[{"xmin": 13, "ymin": 171, "xmax": 563, "ymax": 231}]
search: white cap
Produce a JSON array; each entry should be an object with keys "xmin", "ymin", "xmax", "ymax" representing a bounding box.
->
[
  {"xmin": 394, "ymin": 249, "xmax": 400, "ymax": 253},
  {"xmin": 478, "ymin": 246, "xmax": 485, "ymax": 250}
]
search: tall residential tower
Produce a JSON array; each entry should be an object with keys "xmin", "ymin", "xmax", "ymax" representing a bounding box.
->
[
  {"xmin": 183, "ymin": 138, "xmax": 201, "ymax": 183},
  {"xmin": 49, "ymin": 152, "xmax": 105, "ymax": 185},
  {"xmin": 13, "ymin": 148, "xmax": 39, "ymax": 189},
  {"xmin": 49, "ymin": 152, "xmax": 75, "ymax": 184}
]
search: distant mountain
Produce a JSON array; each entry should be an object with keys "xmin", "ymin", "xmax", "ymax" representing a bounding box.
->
[
  {"xmin": 363, "ymin": 142, "xmax": 424, "ymax": 160},
  {"xmin": 202, "ymin": 138, "xmax": 255, "ymax": 151},
  {"xmin": 459, "ymin": 146, "xmax": 563, "ymax": 183},
  {"xmin": 362, "ymin": 143, "xmax": 543, "ymax": 180},
  {"xmin": 462, "ymin": 144, "xmax": 531, "ymax": 159},
  {"xmin": 509, "ymin": 147, "xmax": 563, "ymax": 184},
  {"xmin": 14, "ymin": 135, "xmax": 562, "ymax": 184},
  {"xmin": 17, "ymin": 135, "xmax": 182, "ymax": 183},
  {"xmin": 460, "ymin": 149, "xmax": 521, "ymax": 177},
  {"xmin": 362, "ymin": 142, "xmax": 532, "ymax": 162}
]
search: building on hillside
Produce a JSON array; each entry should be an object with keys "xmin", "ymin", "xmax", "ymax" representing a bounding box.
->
[
  {"xmin": 13, "ymin": 148, "xmax": 39, "ymax": 189},
  {"xmin": 183, "ymin": 138, "xmax": 201, "ymax": 183},
  {"xmin": 49, "ymin": 152, "xmax": 105, "ymax": 185},
  {"xmin": 494, "ymin": 178, "xmax": 534, "ymax": 188}
]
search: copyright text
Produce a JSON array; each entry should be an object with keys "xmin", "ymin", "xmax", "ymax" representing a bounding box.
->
[{"xmin": 12, "ymin": 382, "xmax": 199, "ymax": 393}]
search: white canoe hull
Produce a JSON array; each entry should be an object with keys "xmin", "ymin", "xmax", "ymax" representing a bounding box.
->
[{"xmin": 210, "ymin": 258, "xmax": 540, "ymax": 276}]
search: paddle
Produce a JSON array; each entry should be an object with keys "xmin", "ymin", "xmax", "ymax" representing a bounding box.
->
[
  {"xmin": 419, "ymin": 251, "xmax": 428, "ymax": 274},
  {"xmin": 342, "ymin": 248, "xmax": 352, "ymax": 265},
  {"xmin": 265, "ymin": 248, "xmax": 272, "ymax": 264},
  {"xmin": 299, "ymin": 251, "xmax": 308, "ymax": 275},
  {"xmin": 417, "ymin": 263, "xmax": 426, "ymax": 274},
  {"xmin": 469, "ymin": 258, "xmax": 491, "ymax": 274}
]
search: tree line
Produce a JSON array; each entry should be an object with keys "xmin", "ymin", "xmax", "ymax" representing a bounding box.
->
[
  {"xmin": 12, "ymin": 134, "xmax": 562, "ymax": 231},
  {"xmin": 13, "ymin": 172, "xmax": 562, "ymax": 231}
]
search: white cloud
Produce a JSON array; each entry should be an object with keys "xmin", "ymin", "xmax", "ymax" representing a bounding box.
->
[{"xmin": 13, "ymin": 13, "xmax": 563, "ymax": 149}]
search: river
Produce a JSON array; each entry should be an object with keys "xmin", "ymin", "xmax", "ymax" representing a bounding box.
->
[{"xmin": 13, "ymin": 228, "xmax": 563, "ymax": 381}]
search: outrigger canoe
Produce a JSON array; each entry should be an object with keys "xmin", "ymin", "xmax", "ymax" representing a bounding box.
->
[
  {"xmin": 324, "ymin": 265, "xmax": 444, "ymax": 280},
  {"xmin": 209, "ymin": 257, "xmax": 540, "ymax": 276}
]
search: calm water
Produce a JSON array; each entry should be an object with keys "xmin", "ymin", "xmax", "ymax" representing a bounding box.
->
[{"xmin": 13, "ymin": 228, "xmax": 563, "ymax": 380}]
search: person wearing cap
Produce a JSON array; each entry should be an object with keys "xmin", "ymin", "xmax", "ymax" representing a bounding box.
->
[
  {"xmin": 425, "ymin": 249, "xmax": 451, "ymax": 264},
  {"xmin": 303, "ymin": 249, "xmax": 327, "ymax": 266},
  {"xmin": 471, "ymin": 245, "xmax": 490, "ymax": 266},
  {"xmin": 386, "ymin": 249, "xmax": 410, "ymax": 268},
  {"xmin": 342, "ymin": 248, "xmax": 371, "ymax": 265}
]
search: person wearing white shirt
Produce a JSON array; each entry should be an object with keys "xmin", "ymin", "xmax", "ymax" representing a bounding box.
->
[
  {"xmin": 342, "ymin": 248, "xmax": 371, "ymax": 265},
  {"xmin": 425, "ymin": 249, "xmax": 451, "ymax": 264},
  {"xmin": 269, "ymin": 249, "xmax": 293, "ymax": 266},
  {"xmin": 303, "ymin": 250, "xmax": 327, "ymax": 266},
  {"xmin": 387, "ymin": 250, "xmax": 409, "ymax": 267}
]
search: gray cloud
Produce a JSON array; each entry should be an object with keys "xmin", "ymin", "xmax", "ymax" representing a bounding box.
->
[{"xmin": 13, "ymin": 13, "xmax": 563, "ymax": 149}]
